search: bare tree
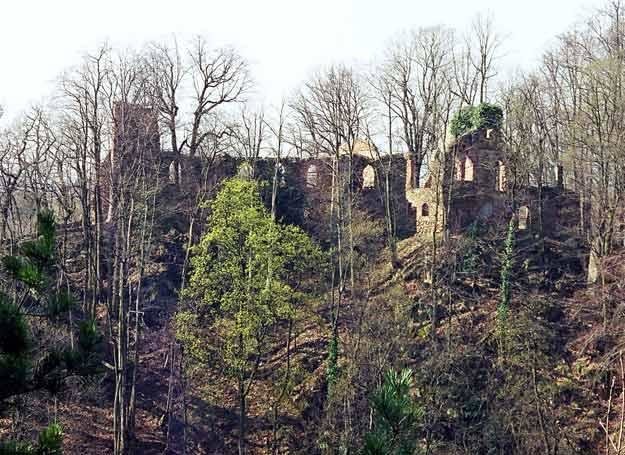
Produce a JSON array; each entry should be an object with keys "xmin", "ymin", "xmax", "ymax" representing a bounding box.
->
[
  {"xmin": 146, "ymin": 36, "xmax": 250, "ymax": 185},
  {"xmin": 264, "ymin": 101, "xmax": 288, "ymax": 221},
  {"xmin": 231, "ymin": 106, "xmax": 265, "ymax": 176},
  {"xmin": 146, "ymin": 40, "xmax": 185, "ymax": 184},
  {"xmin": 381, "ymin": 27, "xmax": 455, "ymax": 189},
  {"xmin": 0, "ymin": 117, "xmax": 31, "ymax": 247},
  {"xmin": 185, "ymin": 38, "xmax": 251, "ymax": 158},
  {"xmin": 366, "ymin": 73, "xmax": 401, "ymax": 267},
  {"xmin": 471, "ymin": 13, "xmax": 502, "ymax": 104},
  {"xmin": 292, "ymin": 65, "xmax": 369, "ymax": 446},
  {"xmin": 58, "ymin": 44, "xmax": 111, "ymax": 319}
]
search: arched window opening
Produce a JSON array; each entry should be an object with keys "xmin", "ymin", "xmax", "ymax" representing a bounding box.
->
[
  {"xmin": 277, "ymin": 163, "xmax": 287, "ymax": 187},
  {"xmin": 421, "ymin": 203, "xmax": 430, "ymax": 217},
  {"xmin": 363, "ymin": 164, "xmax": 375, "ymax": 188},
  {"xmin": 168, "ymin": 161, "xmax": 177, "ymax": 184},
  {"xmin": 464, "ymin": 156, "xmax": 474, "ymax": 182},
  {"xmin": 455, "ymin": 158, "xmax": 464, "ymax": 181},
  {"xmin": 238, "ymin": 162, "xmax": 254, "ymax": 180},
  {"xmin": 518, "ymin": 206, "xmax": 529, "ymax": 230},
  {"xmin": 306, "ymin": 164, "xmax": 318, "ymax": 187},
  {"xmin": 497, "ymin": 160, "xmax": 506, "ymax": 192},
  {"xmin": 423, "ymin": 175, "xmax": 433, "ymax": 189}
]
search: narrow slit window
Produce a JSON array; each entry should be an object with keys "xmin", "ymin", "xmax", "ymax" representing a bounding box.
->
[
  {"xmin": 464, "ymin": 156, "xmax": 474, "ymax": 182},
  {"xmin": 168, "ymin": 161, "xmax": 176, "ymax": 183},
  {"xmin": 518, "ymin": 206, "xmax": 529, "ymax": 230},
  {"xmin": 306, "ymin": 164, "xmax": 318, "ymax": 187},
  {"xmin": 455, "ymin": 158, "xmax": 463, "ymax": 181},
  {"xmin": 497, "ymin": 160, "xmax": 506, "ymax": 192}
]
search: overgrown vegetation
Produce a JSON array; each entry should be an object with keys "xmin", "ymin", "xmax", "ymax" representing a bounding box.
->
[
  {"xmin": 449, "ymin": 103, "xmax": 504, "ymax": 137},
  {"xmin": 176, "ymin": 178, "xmax": 323, "ymax": 453},
  {"xmin": 0, "ymin": 211, "xmax": 98, "ymax": 453},
  {"xmin": 0, "ymin": 422, "xmax": 63, "ymax": 455},
  {"xmin": 2, "ymin": 1, "xmax": 625, "ymax": 453},
  {"xmin": 362, "ymin": 369, "xmax": 422, "ymax": 455}
]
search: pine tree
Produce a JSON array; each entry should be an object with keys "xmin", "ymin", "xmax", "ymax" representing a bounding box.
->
[
  {"xmin": 362, "ymin": 369, "xmax": 423, "ymax": 455},
  {"xmin": 0, "ymin": 210, "xmax": 100, "ymax": 453}
]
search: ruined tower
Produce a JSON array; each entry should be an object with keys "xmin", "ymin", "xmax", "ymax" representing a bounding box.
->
[
  {"xmin": 405, "ymin": 126, "xmax": 581, "ymax": 239},
  {"xmin": 104, "ymin": 102, "xmax": 161, "ymax": 221},
  {"xmin": 405, "ymin": 128, "xmax": 507, "ymax": 236}
]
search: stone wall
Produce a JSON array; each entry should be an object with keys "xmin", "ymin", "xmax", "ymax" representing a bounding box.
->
[
  {"xmin": 152, "ymin": 152, "xmax": 415, "ymax": 242},
  {"xmin": 103, "ymin": 105, "xmax": 583, "ymax": 245},
  {"xmin": 404, "ymin": 128, "xmax": 583, "ymax": 239}
]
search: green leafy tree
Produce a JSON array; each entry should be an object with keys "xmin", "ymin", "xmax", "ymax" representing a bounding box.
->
[
  {"xmin": 0, "ymin": 211, "xmax": 99, "ymax": 453},
  {"xmin": 176, "ymin": 178, "xmax": 322, "ymax": 455},
  {"xmin": 362, "ymin": 369, "xmax": 423, "ymax": 455}
]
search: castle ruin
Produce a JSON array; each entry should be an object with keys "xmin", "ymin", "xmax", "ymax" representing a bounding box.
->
[
  {"xmin": 107, "ymin": 103, "xmax": 582, "ymax": 242},
  {"xmin": 406, "ymin": 128, "xmax": 581, "ymax": 239}
]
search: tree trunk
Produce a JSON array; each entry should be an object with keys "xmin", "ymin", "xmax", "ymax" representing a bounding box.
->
[{"xmin": 238, "ymin": 378, "xmax": 246, "ymax": 455}]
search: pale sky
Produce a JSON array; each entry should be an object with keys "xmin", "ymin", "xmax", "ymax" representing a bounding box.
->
[{"xmin": 0, "ymin": 0, "xmax": 600, "ymax": 122}]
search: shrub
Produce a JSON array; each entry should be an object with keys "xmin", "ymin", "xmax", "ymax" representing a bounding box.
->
[
  {"xmin": 37, "ymin": 423, "xmax": 63, "ymax": 455},
  {"xmin": 449, "ymin": 103, "xmax": 503, "ymax": 137},
  {"xmin": 78, "ymin": 319, "xmax": 100, "ymax": 353},
  {"xmin": 0, "ymin": 441, "xmax": 34, "ymax": 455},
  {"xmin": 0, "ymin": 423, "xmax": 63, "ymax": 455},
  {"xmin": 449, "ymin": 107, "xmax": 475, "ymax": 138},
  {"xmin": 473, "ymin": 103, "xmax": 503, "ymax": 130}
]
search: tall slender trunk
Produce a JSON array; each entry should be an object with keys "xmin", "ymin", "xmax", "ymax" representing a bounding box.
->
[
  {"xmin": 113, "ymin": 190, "xmax": 135, "ymax": 455},
  {"xmin": 165, "ymin": 342, "xmax": 176, "ymax": 450},
  {"xmin": 271, "ymin": 318, "xmax": 293, "ymax": 454},
  {"xmin": 385, "ymin": 104, "xmax": 399, "ymax": 267},
  {"xmin": 238, "ymin": 374, "xmax": 246, "ymax": 455},
  {"xmin": 271, "ymin": 158, "xmax": 280, "ymax": 221},
  {"xmin": 128, "ymin": 175, "xmax": 156, "ymax": 442}
]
